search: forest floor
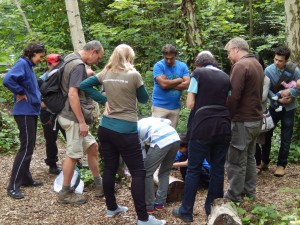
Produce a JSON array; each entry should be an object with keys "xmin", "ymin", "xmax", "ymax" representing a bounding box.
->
[{"xmin": 1, "ymin": 127, "xmax": 300, "ymax": 225}]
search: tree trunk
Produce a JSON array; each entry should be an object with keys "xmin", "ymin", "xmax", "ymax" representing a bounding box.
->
[
  {"xmin": 13, "ymin": 0, "xmax": 32, "ymax": 35},
  {"xmin": 249, "ymin": 0, "xmax": 253, "ymax": 48},
  {"xmin": 207, "ymin": 198, "xmax": 242, "ymax": 225},
  {"xmin": 153, "ymin": 169, "xmax": 185, "ymax": 203},
  {"xmin": 181, "ymin": 0, "xmax": 202, "ymax": 67},
  {"xmin": 65, "ymin": 0, "xmax": 86, "ymax": 51},
  {"xmin": 285, "ymin": 0, "xmax": 300, "ymax": 64}
]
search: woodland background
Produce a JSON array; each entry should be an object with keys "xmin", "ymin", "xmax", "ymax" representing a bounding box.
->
[{"xmin": 0, "ymin": 0, "xmax": 300, "ymax": 224}]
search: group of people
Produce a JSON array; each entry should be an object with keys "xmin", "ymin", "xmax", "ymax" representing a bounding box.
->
[{"xmin": 3, "ymin": 37, "xmax": 300, "ymax": 224}]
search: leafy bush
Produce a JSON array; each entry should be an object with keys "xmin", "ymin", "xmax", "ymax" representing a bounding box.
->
[
  {"xmin": 0, "ymin": 77, "xmax": 13, "ymax": 105},
  {"xmin": 79, "ymin": 168, "xmax": 94, "ymax": 187},
  {"xmin": 238, "ymin": 200, "xmax": 299, "ymax": 225},
  {"xmin": 0, "ymin": 112, "xmax": 19, "ymax": 154}
]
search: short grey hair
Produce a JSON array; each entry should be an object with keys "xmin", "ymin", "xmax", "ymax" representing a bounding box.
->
[
  {"xmin": 195, "ymin": 51, "xmax": 218, "ymax": 68},
  {"xmin": 197, "ymin": 50, "xmax": 213, "ymax": 58},
  {"xmin": 225, "ymin": 37, "xmax": 249, "ymax": 52},
  {"xmin": 83, "ymin": 40, "xmax": 103, "ymax": 52}
]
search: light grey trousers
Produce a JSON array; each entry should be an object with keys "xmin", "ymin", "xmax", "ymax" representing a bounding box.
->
[{"xmin": 144, "ymin": 141, "xmax": 180, "ymax": 210}]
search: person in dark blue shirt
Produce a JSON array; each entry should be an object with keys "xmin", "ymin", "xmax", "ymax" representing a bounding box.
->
[{"xmin": 3, "ymin": 42, "xmax": 47, "ymax": 199}]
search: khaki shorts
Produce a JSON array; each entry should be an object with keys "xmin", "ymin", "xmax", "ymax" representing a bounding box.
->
[
  {"xmin": 151, "ymin": 106, "xmax": 180, "ymax": 128},
  {"xmin": 57, "ymin": 116, "xmax": 96, "ymax": 159}
]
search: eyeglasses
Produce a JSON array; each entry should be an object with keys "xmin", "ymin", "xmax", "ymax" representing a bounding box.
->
[{"xmin": 227, "ymin": 47, "xmax": 237, "ymax": 55}]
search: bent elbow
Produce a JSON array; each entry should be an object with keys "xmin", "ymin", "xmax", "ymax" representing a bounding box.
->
[{"xmin": 186, "ymin": 102, "xmax": 194, "ymax": 109}]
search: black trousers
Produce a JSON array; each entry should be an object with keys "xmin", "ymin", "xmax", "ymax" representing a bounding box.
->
[
  {"xmin": 40, "ymin": 110, "xmax": 65, "ymax": 167},
  {"xmin": 7, "ymin": 115, "xmax": 37, "ymax": 190},
  {"xmin": 98, "ymin": 126, "xmax": 148, "ymax": 221}
]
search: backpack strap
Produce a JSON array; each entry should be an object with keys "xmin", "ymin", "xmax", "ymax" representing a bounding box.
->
[
  {"xmin": 285, "ymin": 61, "xmax": 297, "ymax": 75},
  {"xmin": 270, "ymin": 61, "xmax": 297, "ymax": 93}
]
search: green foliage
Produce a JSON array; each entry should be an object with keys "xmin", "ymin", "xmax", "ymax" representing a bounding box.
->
[
  {"xmin": 269, "ymin": 117, "xmax": 300, "ymax": 164},
  {"xmin": 89, "ymin": 0, "xmax": 181, "ymax": 73},
  {"xmin": 237, "ymin": 189, "xmax": 300, "ymax": 225},
  {"xmin": 0, "ymin": 77, "xmax": 14, "ymax": 105},
  {"xmin": 0, "ymin": 112, "xmax": 19, "ymax": 154},
  {"xmin": 79, "ymin": 168, "xmax": 94, "ymax": 187},
  {"xmin": 238, "ymin": 202, "xmax": 299, "ymax": 225}
]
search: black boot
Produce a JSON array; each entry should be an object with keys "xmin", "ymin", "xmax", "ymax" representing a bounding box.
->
[{"xmin": 49, "ymin": 164, "xmax": 61, "ymax": 175}]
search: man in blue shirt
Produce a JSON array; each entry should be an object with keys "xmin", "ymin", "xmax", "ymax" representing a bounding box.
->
[
  {"xmin": 261, "ymin": 46, "xmax": 300, "ymax": 177},
  {"xmin": 152, "ymin": 44, "xmax": 190, "ymax": 128}
]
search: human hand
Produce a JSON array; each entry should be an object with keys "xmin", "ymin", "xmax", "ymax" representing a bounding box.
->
[
  {"xmin": 16, "ymin": 94, "xmax": 27, "ymax": 103},
  {"xmin": 86, "ymin": 68, "xmax": 95, "ymax": 77},
  {"xmin": 278, "ymin": 96, "xmax": 293, "ymax": 104},
  {"xmin": 41, "ymin": 101, "xmax": 47, "ymax": 108},
  {"xmin": 79, "ymin": 122, "xmax": 88, "ymax": 137}
]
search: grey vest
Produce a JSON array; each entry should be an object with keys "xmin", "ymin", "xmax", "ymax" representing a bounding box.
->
[{"xmin": 59, "ymin": 53, "xmax": 94, "ymax": 124}]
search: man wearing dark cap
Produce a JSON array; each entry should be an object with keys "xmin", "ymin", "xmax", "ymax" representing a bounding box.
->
[{"xmin": 39, "ymin": 53, "xmax": 65, "ymax": 175}]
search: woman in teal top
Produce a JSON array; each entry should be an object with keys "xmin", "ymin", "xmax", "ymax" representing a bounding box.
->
[{"xmin": 80, "ymin": 44, "xmax": 166, "ymax": 225}]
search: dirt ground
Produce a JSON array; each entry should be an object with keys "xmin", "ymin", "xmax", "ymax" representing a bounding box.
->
[{"xmin": 1, "ymin": 129, "xmax": 300, "ymax": 225}]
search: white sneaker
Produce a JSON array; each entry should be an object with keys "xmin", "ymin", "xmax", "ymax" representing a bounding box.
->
[
  {"xmin": 106, "ymin": 205, "xmax": 128, "ymax": 217},
  {"xmin": 137, "ymin": 215, "xmax": 166, "ymax": 225},
  {"xmin": 272, "ymin": 96, "xmax": 279, "ymax": 100},
  {"xmin": 275, "ymin": 105, "xmax": 283, "ymax": 112}
]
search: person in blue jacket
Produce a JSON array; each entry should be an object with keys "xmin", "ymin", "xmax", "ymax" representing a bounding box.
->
[{"xmin": 3, "ymin": 42, "xmax": 47, "ymax": 199}]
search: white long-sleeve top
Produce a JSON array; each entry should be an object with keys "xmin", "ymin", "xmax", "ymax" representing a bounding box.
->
[{"xmin": 138, "ymin": 117, "xmax": 180, "ymax": 149}]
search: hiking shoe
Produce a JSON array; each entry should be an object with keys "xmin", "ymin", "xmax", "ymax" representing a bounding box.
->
[
  {"xmin": 49, "ymin": 165, "xmax": 61, "ymax": 175},
  {"xmin": 137, "ymin": 215, "xmax": 166, "ymax": 225},
  {"xmin": 260, "ymin": 162, "xmax": 269, "ymax": 171},
  {"xmin": 274, "ymin": 166, "xmax": 285, "ymax": 177},
  {"xmin": 57, "ymin": 189, "xmax": 87, "ymax": 205},
  {"xmin": 106, "ymin": 205, "xmax": 128, "ymax": 218},
  {"xmin": 256, "ymin": 168, "xmax": 262, "ymax": 175},
  {"xmin": 21, "ymin": 180, "xmax": 43, "ymax": 187},
  {"xmin": 95, "ymin": 184, "xmax": 104, "ymax": 197},
  {"xmin": 7, "ymin": 189, "xmax": 24, "ymax": 199},
  {"xmin": 154, "ymin": 203, "xmax": 164, "ymax": 211},
  {"xmin": 172, "ymin": 206, "xmax": 193, "ymax": 222}
]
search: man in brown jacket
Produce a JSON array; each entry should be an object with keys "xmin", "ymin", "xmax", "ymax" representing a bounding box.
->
[{"xmin": 224, "ymin": 37, "xmax": 264, "ymax": 202}]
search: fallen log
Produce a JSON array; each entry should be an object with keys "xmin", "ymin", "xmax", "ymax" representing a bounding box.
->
[
  {"xmin": 153, "ymin": 169, "xmax": 185, "ymax": 203},
  {"xmin": 207, "ymin": 198, "xmax": 242, "ymax": 225}
]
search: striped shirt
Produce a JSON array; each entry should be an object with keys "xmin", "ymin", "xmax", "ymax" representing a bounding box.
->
[{"xmin": 138, "ymin": 117, "xmax": 180, "ymax": 149}]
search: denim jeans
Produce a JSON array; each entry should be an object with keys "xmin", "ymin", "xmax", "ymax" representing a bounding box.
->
[
  {"xmin": 262, "ymin": 107, "xmax": 295, "ymax": 167},
  {"xmin": 179, "ymin": 135, "xmax": 231, "ymax": 219}
]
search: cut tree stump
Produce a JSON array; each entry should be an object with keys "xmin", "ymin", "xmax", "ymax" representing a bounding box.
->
[
  {"xmin": 207, "ymin": 198, "xmax": 242, "ymax": 225},
  {"xmin": 153, "ymin": 169, "xmax": 185, "ymax": 202}
]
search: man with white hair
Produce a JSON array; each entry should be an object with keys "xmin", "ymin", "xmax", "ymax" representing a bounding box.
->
[{"xmin": 224, "ymin": 37, "xmax": 264, "ymax": 202}]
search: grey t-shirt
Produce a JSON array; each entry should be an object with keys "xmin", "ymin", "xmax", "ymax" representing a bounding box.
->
[{"xmin": 96, "ymin": 69, "xmax": 143, "ymax": 122}]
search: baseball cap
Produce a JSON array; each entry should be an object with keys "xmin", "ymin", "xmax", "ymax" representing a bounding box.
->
[{"xmin": 46, "ymin": 53, "xmax": 62, "ymax": 66}]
